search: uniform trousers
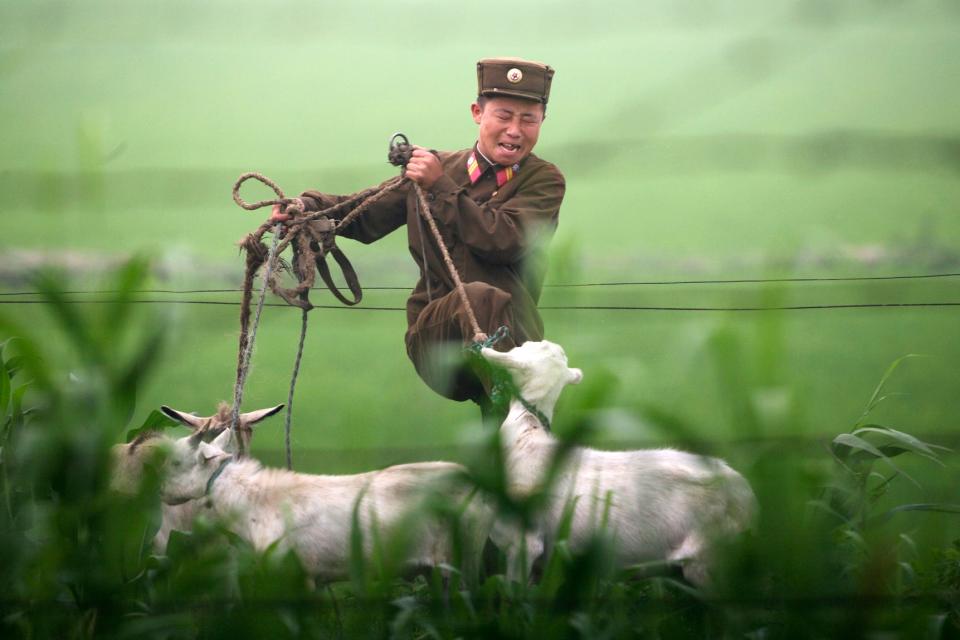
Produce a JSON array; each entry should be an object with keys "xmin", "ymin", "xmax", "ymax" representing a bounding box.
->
[{"xmin": 405, "ymin": 282, "xmax": 521, "ymax": 421}]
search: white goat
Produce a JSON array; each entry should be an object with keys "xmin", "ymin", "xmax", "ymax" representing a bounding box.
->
[
  {"xmin": 482, "ymin": 340, "xmax": 756, "ymax": 586},
  {"xmin": 110, "ymin": 403, "xmax": 283, "ymax": 552},
  {"xmin": 159, "ymin": 430, "xmax": 491, "ymax": 582}
]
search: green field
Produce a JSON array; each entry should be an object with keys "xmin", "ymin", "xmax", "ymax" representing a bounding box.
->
[
  {"xmin": 2, "ymin": 0, "xmax": 958, "ymax": 458},
  {"xmin": 3, "ymin": 2, "xmax": 960, "ymax": 636},
  {"xmin": 3, "ymin": 0, "xmax": 960, "ymax": 545}
]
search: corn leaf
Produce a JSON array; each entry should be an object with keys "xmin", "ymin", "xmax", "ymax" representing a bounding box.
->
[
  {"xmin": 853, "ymin": 425, "xmax": 946, "ymax": 465},
  {"xmin": 833, "ymin": 433, "xmax": 887, "ymax": 459},
  {"xmin": 832, "ymin": 433, "xmax": 918, "ymax": 486},
  {"xmin": 3, "ymin": 355, "xmax": 24, "ymax": 380},
  {"xmin": 124, "ymin": 409, "xmax": 179, "ymax": 443}
]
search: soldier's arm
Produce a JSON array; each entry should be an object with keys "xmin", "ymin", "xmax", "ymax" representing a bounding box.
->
[{"xmin": 270, "ymin": 180, "xmax": 409, "ymax": 244}]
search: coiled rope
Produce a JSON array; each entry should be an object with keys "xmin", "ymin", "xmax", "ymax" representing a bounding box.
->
[
  {"xmin": 230, "ymin": 133, "xmax": 498, "ymax": 467},
  {"xmin": 231, "ymin": 170, "xmax": 402, "ymax": 467}
]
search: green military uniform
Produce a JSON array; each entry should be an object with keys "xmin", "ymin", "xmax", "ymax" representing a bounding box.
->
[{"xmin": 300, "ymin": 59, "xmax": 565, "ymax": 405}]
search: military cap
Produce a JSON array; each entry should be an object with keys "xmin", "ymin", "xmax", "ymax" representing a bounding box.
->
[{"xmin": 476, "ymin": 57, "xmax": 554, "ymax": 104}]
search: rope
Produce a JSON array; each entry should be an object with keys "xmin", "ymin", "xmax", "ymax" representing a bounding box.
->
[
  {"xmin": 232, "ymin": 166, "xmax": 412, "ymax": 469},
  {"xmin": 285, "ymin": 307, "xmax": 309, "ymax": 470},
  {"xmin": 232, "ymin": 172, "xmax": 304, "ymax": 215},
  {"xmin": 227, "ymin": 134, "xmax": 496, "ymax": 467},
  {"xmin": 411, "ymin": 182, "xmax": 486, "ymax": 343},
  {"xmin": 387, "ymin": 133, "xmax": 487, "ymax": 343},
  {"xmin": 463, "ymin": 326, "xmax": 551, "ymax": 429},
  {"xmin": 231, "ymin": 224, "xmax": 281, "ymax": 456},
  {"xmin": 233, "ymin": 174, "xmax": 313, "ymax": 468}
]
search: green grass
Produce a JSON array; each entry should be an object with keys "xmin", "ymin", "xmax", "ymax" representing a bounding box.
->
[{"xmin": 2, "ymin": 266, "xmax": 960, "ymax": 638}]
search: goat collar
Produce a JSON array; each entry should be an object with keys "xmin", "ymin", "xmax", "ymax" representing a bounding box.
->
[
  {"xmin": 517, "ymin": 394, "xmax": 551, "ymax": 431},
  {"xmin": 205, "ymin": 456, "xmax": 234, "ymax": 497}
]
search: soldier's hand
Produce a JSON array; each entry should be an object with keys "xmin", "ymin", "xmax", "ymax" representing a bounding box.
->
[
  {"xmin": 269, "ymin": 204, "xmax": 291, "ymax": 224},
  {"xmin": 405, "ymin": 146, "xmax": 443, "ymax": 189}
]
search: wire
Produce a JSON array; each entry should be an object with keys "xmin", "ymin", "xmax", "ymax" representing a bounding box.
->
[
  {"xmin": 0, "ymin": 273, "xmax": 960, "ymax": 296},
  {"xmin": 550, "ymin": 272, "xmax": 960, "ymax": 287},
  {"xmin": 540, "ymin": 303, "xmax": 960, "ymax": 312},
  {"xmin": 1, "ymin": 271, "xmax": 958, "ymax": 297},
  {"xmin": 2, "ymin": 299, "xmax": 958, "ymax": 312}
]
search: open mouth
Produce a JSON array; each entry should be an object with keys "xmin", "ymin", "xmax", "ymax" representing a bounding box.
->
[{"xmin": 498, "ymin": 142, "xmax": 521, "ymax": 153}]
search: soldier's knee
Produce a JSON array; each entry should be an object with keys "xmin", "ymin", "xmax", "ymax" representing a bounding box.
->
[{"xmin": 462, "ymin": 281, "xmax": 511, "ymax": 306}]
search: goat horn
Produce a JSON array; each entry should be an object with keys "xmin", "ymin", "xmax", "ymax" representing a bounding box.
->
[{"xmin": 187, "ymin": 430, "xmax": 205, "ymax": 449}]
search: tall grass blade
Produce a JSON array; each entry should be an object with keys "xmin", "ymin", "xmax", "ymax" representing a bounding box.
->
[
  {"xmin": 32, "ymin": 270, "xmax": 105, "ymax": 369},
  {"xmin": 869, "ymin": 503, "xmax": 960, "ymax": 526},
  {"xmin": 349, "ymin": 484, "xmax": 369, "ymax": 595},
  {"xmin": 856, "ymin": 354, "xmax": 925, "ymax": 426},
  {"xmin": 0, "ymin": 352, "xmax": 10, "ymax": 421}
]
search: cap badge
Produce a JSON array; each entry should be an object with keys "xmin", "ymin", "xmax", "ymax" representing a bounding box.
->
[{"xmin": 506, "ymin": 68, "xmax": 523, "ymax": 83}]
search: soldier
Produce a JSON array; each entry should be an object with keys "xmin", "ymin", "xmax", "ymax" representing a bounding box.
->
[{"xmin": 271, "ymin": 58, "xmax": 565, "ymax": 421}]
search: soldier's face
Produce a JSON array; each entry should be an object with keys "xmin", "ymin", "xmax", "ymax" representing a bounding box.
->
[{"xmin": 472, "ymin": 97, "xmax": 544, "ymax": 167}]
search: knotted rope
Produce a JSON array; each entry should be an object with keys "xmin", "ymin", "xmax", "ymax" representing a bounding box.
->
[
  {"xmin": 230, "ymin": 223, "xmax": 281, "ymax": 457},
  {"xmin": 231, "ymin": 167, "xmax": 406, "ymax": 468}
]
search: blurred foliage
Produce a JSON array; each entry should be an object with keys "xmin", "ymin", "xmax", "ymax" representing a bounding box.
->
[{"xmin": 0, "ymin": 261, "xmax": 959, "ymax": 639}]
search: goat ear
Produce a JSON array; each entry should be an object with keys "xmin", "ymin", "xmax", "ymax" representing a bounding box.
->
[
  {"xmin": 161, "ymin": 405, "xmax": 207, "ymax": 430},
  {"xmin": 198, "ymin": 442, "xmax": 226, "ymax": 463},
  {"xmin": 567, "ymin": 368, "xmax": 583, "ymax": 385},
  {"xmin": 240, "ymin": 404, "xmax": 285, "ymax": 427}
]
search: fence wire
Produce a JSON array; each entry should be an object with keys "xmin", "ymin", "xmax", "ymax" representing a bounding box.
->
[
  {"xmin": 1, "ymin": 270, "xmax": 959, "ymax": 297},
  {"xmin": 1, "ymin": 271, "xmax": 957, "ymax": 312},
  {"xmin": 2, "ymin": 299, "xmax": 960, "ymax": 312}
]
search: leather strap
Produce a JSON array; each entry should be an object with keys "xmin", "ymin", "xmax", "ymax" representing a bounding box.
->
[
  {"xmin": 305, "ymin": 217, "xmax": 364, "ymax": 306},
  {"xmin": 315, "ymin": 244, "xmax": 363, "ymax": 306},
  {"xmin": 205, "ymin": 456, "xmax": 234, "ymax": 497}
]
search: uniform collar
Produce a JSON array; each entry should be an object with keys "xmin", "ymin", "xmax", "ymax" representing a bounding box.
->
[{"xmin": 467, "ymin": 143, "xmax": 521, "ymax": 187}]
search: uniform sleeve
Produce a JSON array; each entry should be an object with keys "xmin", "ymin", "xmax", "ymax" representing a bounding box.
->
[
  {"xmin": 427, "ymin": 163, "xmax": 565, "ymax": 265},
  {"xmin": 300, "ymin": 177, "xmax": 409, "ymax": 245}
]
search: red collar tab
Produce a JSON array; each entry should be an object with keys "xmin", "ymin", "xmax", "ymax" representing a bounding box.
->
[{"xmin": 466, "ymin": 152, "xmax": 520, "ymax": 186}]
